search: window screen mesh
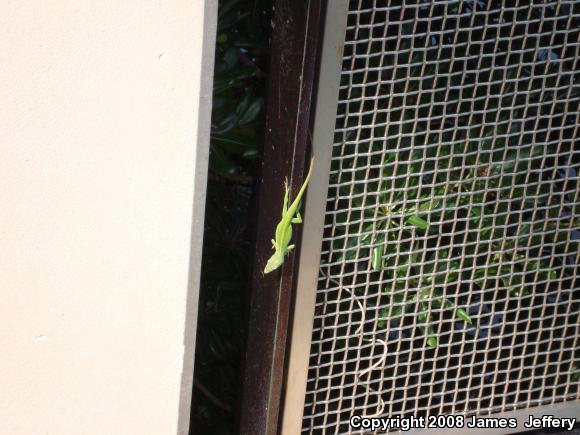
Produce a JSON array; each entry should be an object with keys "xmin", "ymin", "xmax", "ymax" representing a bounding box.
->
[{"xmin": 302, "ymin": 0, "xmax": 579, "ymax": 433}]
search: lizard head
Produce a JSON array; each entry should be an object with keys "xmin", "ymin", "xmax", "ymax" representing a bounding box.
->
[{"xmin": 263, "ymin": 252, "xmax": 284, "ymax": 274}]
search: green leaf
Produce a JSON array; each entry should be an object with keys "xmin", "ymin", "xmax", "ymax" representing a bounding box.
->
[
  {"xmin": 237, "ymin": 98, "xmax": 263, "ymax": 125},
  {"xmin": 338, "ymin": 236, "xmax": 360, "ymax": 261},
  {"xmin": 391, "ymin": 306, "xmax": 404, "ymax": 319},
  {"xmin": 372, "ymin": 245, "xmax": 384, "ymax": 271},
  {"xmin": 455, "ymin": 308, "xmax": 472, "ymax": 324},
  {"xmin": 214, "ymin": 111, "xmax": 239, "ymax": 134},
  {"xmin": 360, "ymin": 223, "xmax": 377, "ymax": 242},
  {"xmin": 407, "ymin": 215, "xmax": 429, "ymax": 229},
  {"xmin": 213, "ymin": 66, "xmax": 257, "ymax": 93},
  {"xmin": 418, "ymin": 197, "xmax": 441, "ymax": 213},
  {"xmin": 216, "ymin": 33, "xmax": 228, "ymax": 44},
  {"xmin": 212, "ymin": 127, "xmax": 258, "ymax": 159},
  {"xmin": 572, "ymin": 364, "xmax": 580, "ymax": 382},
  {"xmin": 427, "ymin": 335, "xmax": 438, "ymax": 348}
]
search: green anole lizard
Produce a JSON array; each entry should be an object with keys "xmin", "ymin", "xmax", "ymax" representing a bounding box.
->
[{"xmin": 263, "ymin": 157, "xmax": 314, "ymax": 274}]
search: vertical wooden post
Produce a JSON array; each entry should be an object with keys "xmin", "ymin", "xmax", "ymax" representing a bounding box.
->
[{"xmin": 237, "ymin": 0, "xmax": 327, "ymax": 434}]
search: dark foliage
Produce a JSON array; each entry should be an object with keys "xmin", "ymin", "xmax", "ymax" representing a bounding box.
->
[
  {"xmin": 190, "ymin": 0, "xmax": 271, "ymax": 433},
  {"xmin": 210, "ymin": 0, "xmax": 271, "ymax": 177}
]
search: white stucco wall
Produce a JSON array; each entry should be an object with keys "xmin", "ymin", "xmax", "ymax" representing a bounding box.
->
[{"xmin": 0, "ymin": 1, "xmax": 216, "ymax": 434}]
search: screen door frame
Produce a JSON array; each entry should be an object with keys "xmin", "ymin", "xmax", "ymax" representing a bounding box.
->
[{"xmin": 280, "ymin": 1, "xmax": 580, "ymax": 434}]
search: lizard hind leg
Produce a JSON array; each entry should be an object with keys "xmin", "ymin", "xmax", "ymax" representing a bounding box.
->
[{"xmin": 291, "ymin": 210, "xmax": 302, "ymax": 224}]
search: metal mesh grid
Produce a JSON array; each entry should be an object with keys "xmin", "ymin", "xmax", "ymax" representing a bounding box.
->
[{"xmin": 302, "ymin": 0, "xmax": 579, "ymax": 433}]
